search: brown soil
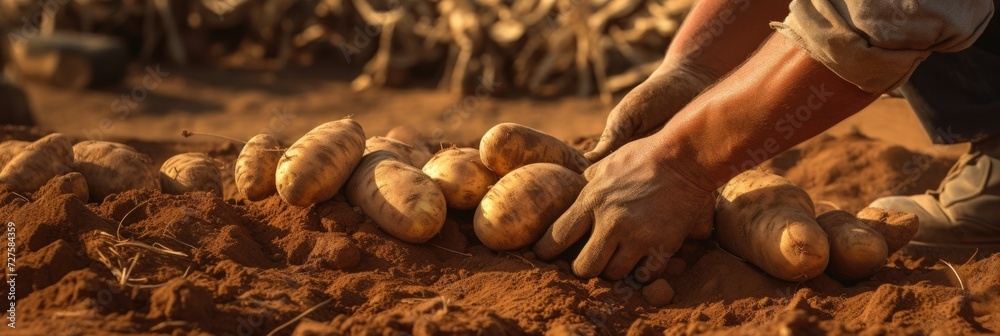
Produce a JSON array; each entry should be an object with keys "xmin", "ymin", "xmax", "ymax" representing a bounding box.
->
[
  {"xmin": 2, "ymin": 124, "xmax": 997, "ymax": 336},
  {"xmin": 2, "ymin": 68, "xmax": 996, "ymax": 335}
]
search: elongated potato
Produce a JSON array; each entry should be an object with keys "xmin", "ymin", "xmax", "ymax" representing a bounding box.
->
[
  {"xmin": 423, "ymin": 147, "xmax": 497, "ymax": 210},
  {"xmin": 856, "ymin": 207, "xmax": 919, "ymax": 254},
  {"xmin": 474, "ymin": 163, "xmax": 587, "ymax": 251},
  {"xmin": 715, "ymin": 170, "xmax": 829, "ymax": 281},
  {"xmin": 479, "ymin": 123, "xmax": 589, "ymax": 176},
  {"xmin": 160, "ymin": 153, "xmax": 222, "ymax": 195},
  {"xmin": 365, "ymin": 136, "xmax": 432, "ymax": 167},
  {"xmin": 276, "ymin": 119, "xmax": 366, "ymax": 207},
  {"xmin": 0, "ymin": 133, "xmax": 74, "ymax": 192},
  {"xmin": 73, "ymin": 140, "xmax": 160, "ymax": 200},
  {"xmin": 235, "ymin": 134, "xmax": 281, "ymax": 201},
  {"xmin": 0, "ymin": 140, "xmax": 30, "ymax": 170},
  {"xmin": 816, "ymin": 210, "xmax": 888, "ymax": 281},
  {"xmin": 345, "ymin": 151, "xmax": 447, "ymax": 243}
]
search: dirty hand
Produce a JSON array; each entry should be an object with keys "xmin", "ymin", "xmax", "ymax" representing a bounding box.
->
[
  {"xmin": 585, "ymin": 66, "xmax": 714, "ymax": 163},
  {"xmin": 534, "ymin": 137, "xmax": 715, "ymax": 281}
]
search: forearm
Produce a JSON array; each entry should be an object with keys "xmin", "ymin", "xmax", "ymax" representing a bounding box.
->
[
  {"xmin": 650, "ymin": 34, "xmax": 880, "ymax": 191},
  {"xmin": 620, "ymin": 0, "xmax": 789, "ymax": 127},
  {"xmin": 660, "ymin": 0, "xmax": 789, "ymax": 79}
]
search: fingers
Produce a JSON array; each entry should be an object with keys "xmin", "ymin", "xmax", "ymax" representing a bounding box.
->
[
  {"xmin": 584, "ymin": 122, "xmax": 630, "ymax": 163},
  {"xmin": 533, "ymin": 202, "xmax": 593, "ymax": 260},
  {"xmin": 573, "ymin": 237, "xmax": 618, "ymax": 279},
  {"xmin": 601, "ymin": 248, "xmax": 643, "ymax": 280}
]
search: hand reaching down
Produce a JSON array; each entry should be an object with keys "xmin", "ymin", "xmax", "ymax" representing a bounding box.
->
[{"xmin": 534, "ymin": 137, "xmax": 715, "ymax": 281}]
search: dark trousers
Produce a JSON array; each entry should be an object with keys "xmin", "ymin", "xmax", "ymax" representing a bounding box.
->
[{"xmin": 901, "ymin": 16, "xmax": 1000, "ymax": 145}]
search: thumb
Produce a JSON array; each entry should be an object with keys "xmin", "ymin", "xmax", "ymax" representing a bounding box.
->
[
  {"xmin": 534, "ymin": 201, "xmax": 594, "ymax": 260},
  {"xmin": 584, "ymin": 124, "xmax": 629, "ymax": 163}
]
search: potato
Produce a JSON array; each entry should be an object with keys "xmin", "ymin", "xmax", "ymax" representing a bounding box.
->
[
  {"xmin": 0, "ymin": 133, "xmax": 74, "ymax": 192},
  {"xmin": 235, "ymin": 134, "xmax": 281, "ymax": 201},
  {"xmin": 422, "ymin": 147, "xmax": 497, "ymax": 210},
  {"xmin": 365, "ymin": 136, "xmax": 432, "ymax": 167},
  {"xmin": 276, "ymin": 119, "xmax": 366, "ymax": 207},
  {"xmin": 160, "ymin": 153, "xmax": 222, "ymax": 195},
  {"xmin": 474, "ymin": 163, "xmax": 587, "ymax": 251},
  {"xmin": 73, "ymin": 140, "xmax": 160, "ymax": 201},
  {"xmin": 715, "ymin": 170, "xmax": 830, "ymax": 281},
  {"xmin": 816, "ymin": 210, "xmax": 889, "ymax": 281},
  {"xmin": 479, "ymin": 123, "xmax": 589, "ymax": 176},
  {"xmin": 856, "ymin": 207, "xmax": 919, "ymax": 254},
  {"xmin": 386, "ymin": 125, "xmax": 430, "ymax": 151},
  {"xmin": 0, "ymin": 140, "xmax": 30, "ymax": 170},
  {"xmin": 345, "ymin": 151, "xmax": 447, "ymax": 243}
]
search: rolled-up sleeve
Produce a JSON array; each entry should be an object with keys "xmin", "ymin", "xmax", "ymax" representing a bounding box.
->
[{"xmin": 771, "ymin": 0, "xmax": 994, "ymax": 93}]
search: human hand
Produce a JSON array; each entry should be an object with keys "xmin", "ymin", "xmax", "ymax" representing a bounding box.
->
[
  {"xmin": 534, "ymin": 137, "xmax": 715, "ymax": 281},
  {"xmin": 585, "ymin": 66, "xmax": 714, "ymax": 163}
]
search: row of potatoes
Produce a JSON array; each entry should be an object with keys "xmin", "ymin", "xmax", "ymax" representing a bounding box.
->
[
  {"xmin": 263, "ymin": 118, "xmax": 592, "ymax": 247},
  {"xmin": 0, "ymin": 133, "xmax": 225, "ymax": 202},
  {"xmin": 0, "ymin": 118, "xmax": 592, "ymax": 251}
]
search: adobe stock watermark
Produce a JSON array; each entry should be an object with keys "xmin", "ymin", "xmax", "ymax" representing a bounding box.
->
[
  {"xmin": 725, "ymin": 84, "xmax": 834, "ymax": 180},
  {"xmin": 83, "ymin": 65, "xmax": 170, "ymax": 141},
  {"xmin": 876, "ymin": 126, "xmax": 963, "ymax": 197},
  {"xmin": 258, "ymin": 106, "xmax": 296, "ymax": 140},
  {"xmin": 870, "ymin": 0, "xmax": 930, "ymax": 42},
  {"xmin": 338, "ymin": 0, "xmax": 402, "ymax": 63},
  {"xmin": 5, "ymin": 0, "xmax": 70, "ymax": 45},
  {"xmin": 222, "ymin": 305, "xmax": 266, "ymax": 336},
  {"xmin": 584, "ymin": 244, "xmax": 672, "ymax": 328},
  {"xmin": 688, "ymin": 0, "xmax": 751, "ymax": 59},
  {"xmin": 429, "ymin": 76, "xmax": 501, "ymax": 141}
]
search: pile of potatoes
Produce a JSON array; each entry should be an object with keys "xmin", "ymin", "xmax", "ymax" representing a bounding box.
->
[
  {"xmin": 715, "ymin": 170, "xmax": 920, "ymax": 282},
  {"xmin": 0, "ymin": 120, "xmax": 592, "ymax": 251},
  {"xmin": 222, "ymin": 118, "xmax": 592, "ymax": 246}
]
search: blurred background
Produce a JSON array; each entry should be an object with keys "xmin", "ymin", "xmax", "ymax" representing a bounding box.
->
[
  {"xmin": 0, "ymin": 0, "xmax": 964, "ymax": 157},
  {"xmin": 0, "ymin": 0, "xmax": 694, "ymax": 142}
]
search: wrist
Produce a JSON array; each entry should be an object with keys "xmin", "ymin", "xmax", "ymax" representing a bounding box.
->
[
  {"xmin": 652, "ymin": 60, "xmax": 719, "ymax": 95},
  {"xmin": 648, "ymin": 138, "xmax": 721, "ymax": 194}
]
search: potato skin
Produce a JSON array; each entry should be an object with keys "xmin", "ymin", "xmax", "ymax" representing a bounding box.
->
[
  {"xmin": 474, "ymin": 163, "xmax": 587, "ymax": 251},
  {"xmin": 159, "ymin": 153, "xmax": 223, "ymax": 195},
  {"xmin": 816, "ymin": 210, "xmax": 888, "ymax": 281},
  {"xmin": 0, "ymin": 133, "xmax": 74, "ymax": 192},
  {"xmin": 479, "ymin": 123, "xmax": 589, "ymax": 176},
  {"xmin": 346, "ymin": 151, "xmax": 447, "ymax": 244},
  {"xmin": 715, "ymin": 170, "xmax": 829, "ymax": 281},
  {"xmin": 423, "ymin": 147, "xmax": 497, "ymax": 210},
  {"xmin": 235, "ymin": 134, "xmax": 281, "ymax": 201},
  {"xmin": 365, "ymin": 136, "xmax": 432, "ymax": 167},
  {"xmin": 276, "ymin": 119, "xmax": 366, "ymax": 207},
  {"xmin": 0, "ymin": 140, "xmax": 30, "ymax": 170},
  {"xmin": 856, "ymin": 207, "xmax": 919, "ymax": 254},
  {"xmin": 73, "ymin": 140, "xmax": 160, "ymax": 201}
]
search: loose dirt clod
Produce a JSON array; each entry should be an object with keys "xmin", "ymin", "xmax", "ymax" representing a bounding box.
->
[
  {"xmin": 149, "ymin": 278, "xmax": 216, "ymax": 321},
  {"xmin": 35, "ymin": 172, "xmax": 89, "ymax": 203},
  {"xmin": 643, "ymin": 279, "xmax": 676, "ymax": 307},
  {"xmin": 309, "ymin": 233, "xmax": 362, "ymax": 270}
]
